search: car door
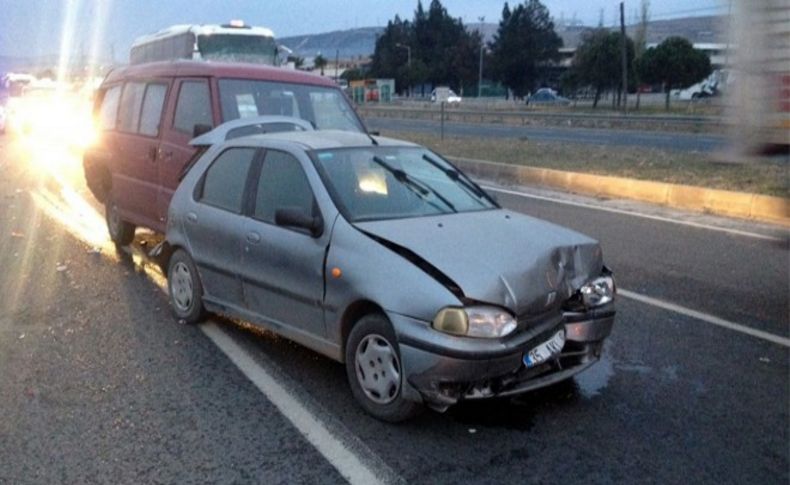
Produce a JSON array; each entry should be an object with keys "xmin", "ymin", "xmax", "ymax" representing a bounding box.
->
[
  {"xmin": 241, "ymin": 149, "xmax": 328, "ymax": 337},
  {"xmin": 112, "ymin": 81, "xmax": 168, "ymax": 229},
  {"xmin": 157, "ymin": 78, "xmax": 215, "ymax": 228},
  {"xmin": 184, "ymin": 147, "xmax": 258, "ymax": 309}
]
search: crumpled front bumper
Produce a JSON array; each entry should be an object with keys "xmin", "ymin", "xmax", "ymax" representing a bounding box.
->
[{"xmin": 391, "ymin": 303, "xmax": 615, "ymax": 408}]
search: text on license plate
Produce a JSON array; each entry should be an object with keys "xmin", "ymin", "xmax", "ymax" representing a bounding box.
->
[{"xmin": 523, "ymin": 330, "xmax": 566, "ymax": 367}]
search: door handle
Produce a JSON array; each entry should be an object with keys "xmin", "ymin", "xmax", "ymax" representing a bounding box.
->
[
  {"xmin": 148, "ymin": 146, "xmax": 158, "ymax": 162},
  {"xmin": 163, "ymin": 150, "xmax": 173, "ymax": 161},
  {"xmin": 186, "ymin": 212, "xmax": 197, "ymax": 223},
  {"xmin": 246, "ymin": 232, "xmax": 261, "ymax": 244}
]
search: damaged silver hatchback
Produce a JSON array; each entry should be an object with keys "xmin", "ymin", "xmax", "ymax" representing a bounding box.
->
[{"xmin": 163, "ymin": 121, "xmax": 615, "ymax": 422}]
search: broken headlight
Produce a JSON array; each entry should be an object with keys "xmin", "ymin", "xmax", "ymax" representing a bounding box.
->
[
  {"xmin": 579, "ymin": 276, "xmax": 615, "ymax": 308},
  {"xmin": 432, "ymin": 306, "xmax": 517, "ymax": 338}
]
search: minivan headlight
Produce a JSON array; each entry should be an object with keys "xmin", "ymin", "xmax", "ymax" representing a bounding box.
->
[
  {"xmin": 433, "ymin": 306, "xmax": 517, "ymax": 338},
  {"xmin": 579, "ymin": 276, "xmax": 615, "ymax": 308}
]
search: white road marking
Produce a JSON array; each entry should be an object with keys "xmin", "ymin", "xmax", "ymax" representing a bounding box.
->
[
  {"xmin": 201, "ymin": 322, "xmax": 389, "ymax": 485},
  {"xmin": 619, "ymin": 289, "xmax": 790, "ymax": 347},
  {"xmin": 483, "ymin": 185, "xmax": 785, "ymax": 242}
]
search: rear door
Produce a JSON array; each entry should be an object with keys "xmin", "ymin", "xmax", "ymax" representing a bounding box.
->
[
  {"xmin": 184, "ymin": 146, "xmax": 258, "ymax": 308},
  {"xmin": 158, "ymin": 78, "xmax": 215, "ymax": 226},
  {"xmin": 112, "ymin": 80, "xmax": 170, "ymax": 230}
]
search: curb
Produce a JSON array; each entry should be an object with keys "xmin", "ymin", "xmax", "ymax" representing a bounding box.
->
[{"xmin": 447, "ymin": 156, "xmax": 790, "ymax": 226}]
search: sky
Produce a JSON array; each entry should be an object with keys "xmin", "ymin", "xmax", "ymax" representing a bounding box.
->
[{"xmin": 0, "ymin": 0, "xmax": 725, "ymax": 60}]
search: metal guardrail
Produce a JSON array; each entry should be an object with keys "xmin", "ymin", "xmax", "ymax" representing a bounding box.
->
[{"xmin": 357, "ymin": 105, "xmax": 722, "ymax": 129}]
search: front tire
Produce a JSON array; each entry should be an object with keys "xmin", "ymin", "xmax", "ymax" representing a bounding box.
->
[
  {"xmin": 345, "ymin": 314, "xmax": 421, "ymax": 422},
  {"xmin": 105, "ymin": 199, "xmax": 135, "ymax": 246},
  {"xmin": 167, "ymin": 249, "xmax": 205, "ymax": 324}
]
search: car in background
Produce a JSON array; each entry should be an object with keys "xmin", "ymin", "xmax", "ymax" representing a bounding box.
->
[
  {"xmin": 526, "ymin": 88, "xmax": 571, "ymax": 106},
  {"xmin": 161, "ymin": 121, "xmax": 616, "ymax": 422},
  {"xmin": 431, "ymin": 86, "xmax": 462, "ymax": 104},
  {"xmin": 83, "ymin": 60, "xmax": 364, "ymax": 246}
]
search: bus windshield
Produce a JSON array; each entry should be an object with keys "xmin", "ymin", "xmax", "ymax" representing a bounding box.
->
[{"xmin": 198, "ymin": 34, "xmax": 277, "ymax": 64}]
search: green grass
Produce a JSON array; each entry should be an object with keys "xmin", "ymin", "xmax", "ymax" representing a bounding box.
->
[{"xmin": 384, "ymin": 130, "xmax": 789, "ymax": 197}]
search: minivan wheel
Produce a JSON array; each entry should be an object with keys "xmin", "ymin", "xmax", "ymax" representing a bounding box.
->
[
  {"xmin": 167, "ymin": 249, "xmax": 205, "ymax": 324},
  {"xmin": 345, "ymin": 314, "xmax": 421, "ymax": 422},
  {"xmin": 105, "ymin": 200, "xmax": 135, "ymax": 246}
]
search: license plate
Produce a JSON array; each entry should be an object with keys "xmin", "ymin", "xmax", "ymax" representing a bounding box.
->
[{"xmin": 523, "ymin": 330, "xmax": 566, "ymax": 368}]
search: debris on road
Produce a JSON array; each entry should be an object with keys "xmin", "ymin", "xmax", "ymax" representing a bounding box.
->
[
  {"xmin": 11, "ymin": 231, "xmax": 23, "ymax": 238},
  {"xmin": 56, "ymin": 264, "xmax": 68, "ymax": 272}
]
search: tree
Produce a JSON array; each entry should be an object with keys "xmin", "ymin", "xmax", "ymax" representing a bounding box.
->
[
  {"xmin": 314, "ymin": 54, "xmax": 328, "ymax": 76},
  {"xmin": 369, "ymin": 15, "xmax": 413, "ymax": 93},
  {"xmin": 570, "ymin": 29, "xmax": 634, "ymax": 108},
  {"xmin": 489, "ymin": 0, "xmax": 563, "ymax": 98},
  {"xmin": 369, "ymin": 1, "xmax": 482, "ymax": 94},
  {"xmin": 638, "ymin": 36, "xmax": 712, "ymax": 110}
]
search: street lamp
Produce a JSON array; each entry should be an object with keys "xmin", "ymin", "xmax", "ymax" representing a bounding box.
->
[
  {"xmin": 395, "ymin": 43, "xmax": 411, "ymax": 97},
  {"xmin": 477, "ymin": 16, "xmax": 485, "ymax": 99}
]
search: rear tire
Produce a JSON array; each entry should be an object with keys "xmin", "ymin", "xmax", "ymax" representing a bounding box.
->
[
  {"xmin": 167, "ymin": 249, "xmax": 205, "ymax": 324},
  {"xmin": 105, "ymin": 199, "xmax": 135, "ymax": 246},
  {"xmin": 345, "ymin": 313, "xmax": 421, "ymax": 422}
]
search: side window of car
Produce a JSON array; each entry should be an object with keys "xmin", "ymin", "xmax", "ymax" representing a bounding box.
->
[
  {"xmin": 117, "ymin": 82, "xmax": 146, "ymax": 133},
  {"xmin": 199, "ymin": 148, "xmax": 257, "ymax": 213},
  {"xmin": 138, "ymin": 83, "xmax": 167, "ymax": 137},
  {"xmin": 174, "ymin": 80, "xmax": 212, "ymax": 134},
  {"xmin": 98, "ymin": 85, "xmax": 121, "ymax": 130},
  {"xmin": 253, "ymin": 150, "xmax": 315, "ymax": 224}
]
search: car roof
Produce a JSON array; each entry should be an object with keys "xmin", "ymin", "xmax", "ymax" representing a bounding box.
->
[
  {"xmin": 226, "ymin": 129, "xmax": 420, "ymax": 151},
  {"xmin": 103, "ymin": 60, "xmax": 336, "ymax": 88}
]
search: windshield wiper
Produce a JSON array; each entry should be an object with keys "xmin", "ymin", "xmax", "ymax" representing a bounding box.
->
[
  {"xmin": 421, "ymin": 154, "xmax": 496, "ymax": 204},
  {"xmin": 371, "ymin": 156, "xmax": 456, "ymax": 213}
]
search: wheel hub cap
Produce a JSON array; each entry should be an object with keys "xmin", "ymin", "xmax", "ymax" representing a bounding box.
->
[
  {"xmin": 354, "ymin": 334, "xmax": 401, "ymax": 405},
  {"xmin": 171, "ymin": 262, "xmax": 194, "ymax": 312}
]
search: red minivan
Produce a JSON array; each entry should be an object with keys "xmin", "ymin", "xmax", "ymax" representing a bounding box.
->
[{"xmin": 84, "ymin": 60, "xmax": 364, "ymax": 244}]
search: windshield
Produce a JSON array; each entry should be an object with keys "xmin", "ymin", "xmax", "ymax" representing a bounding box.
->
[
  {"xmin": 313, "ymin": 147, "xmax": 497, "ymax": 222},
  {"xmin": 219, "ymin": 79, "xmax": 363, "ymax": 132},
  {"xmin": 198, "ymin": 34, "xmax": 277, "ymax": 64}
]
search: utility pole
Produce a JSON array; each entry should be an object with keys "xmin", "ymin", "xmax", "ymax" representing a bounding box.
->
[
  {"xmin": 478, "ymin": 16, "xmax": 485, "ymax": 98},
  {"xmin": 620, "ymin": 2, "xmax": 628, "ymax": 114},
  {"xmin": 396, "ymin": 43, "xmax": 411, "ymax": 97}
]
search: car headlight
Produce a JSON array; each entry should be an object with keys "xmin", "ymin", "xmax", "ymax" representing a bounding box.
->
[
  {"xmin": 579, "ymin": 276, "xmax": 615, "ymax": 308},
  {"xmin": 432, "ymin": 306, "xmax": 517, "ymax": 338}
]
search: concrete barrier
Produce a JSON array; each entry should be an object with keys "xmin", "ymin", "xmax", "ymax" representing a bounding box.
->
[{"xmin": 448, "ymin": 156, "xmax": 790, "ymax": 226}]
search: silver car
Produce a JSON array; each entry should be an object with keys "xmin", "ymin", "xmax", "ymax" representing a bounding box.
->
[{"xmin": 162, "ymin": 123, "xmax": 615, "ymax": 421}]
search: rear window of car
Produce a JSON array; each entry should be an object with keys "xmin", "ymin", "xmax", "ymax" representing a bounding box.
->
[
  {"xmin": 138, "ymin": 83, "xmax": 167, "ymax": 137},
  {"xmin": 218, "ymin": 79, "xmax": 362, "ymax": 132},
  {"xmin": 199, "ymin": 147, "xmax": 257, "ymax": 213},
  {"xmin": 98, "ymin": 85, "xmax": 121, "ymax": 130},
  {"xmin": 117, "ymin": 82, "xmax": 145, "ymax": 133}
]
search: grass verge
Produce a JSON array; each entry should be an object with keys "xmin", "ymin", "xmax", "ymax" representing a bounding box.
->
[{"xmin": 383, "ymin": 130, "xmax": 789, "ymax": 197}]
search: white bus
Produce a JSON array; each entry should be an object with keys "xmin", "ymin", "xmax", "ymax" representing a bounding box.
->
[{"xmin": 130, "ymin": 21, "xmax": 277, "ymax": 65}]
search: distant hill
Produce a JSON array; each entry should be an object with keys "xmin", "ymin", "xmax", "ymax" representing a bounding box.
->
[
  {"xmin": 278, "ymin": 15, "xmax": 725, "ymax": 61},
  {"xmin": 279, "ymin": 27, "xmax": 383, "ymax": 59}
]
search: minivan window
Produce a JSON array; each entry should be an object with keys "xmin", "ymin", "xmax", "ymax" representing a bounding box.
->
[
  {"xmin": 199, "ymin": 148, "xmax": 257, "ymax": 213},
  {"xmin": 253, "ymin": 150, "xmax": 315, "ymax": 223},
  {"xmin": 219, "ymin": 79, "xmax": 363, "ymax": 132},
  {"xmin": 98, "ymin": 85, "xmax": 121, "ymax": 130},
  {"xmin": 174, "ymin": 80, "xmax": 212, "ymax": 134},
  {"xmin": 117, "ymin": 82, "xmax": 146, "ymax": 133},
  {"xmin": 139, "ymin": 83, "xmax": 167, "ymax": 137}
]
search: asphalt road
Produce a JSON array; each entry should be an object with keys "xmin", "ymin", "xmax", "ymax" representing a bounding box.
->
[
  {"xmin": 0, "ymin": 135, "xmax": 787, "ymax": 484},
  {"xmin": 365, "ymin": 117, "xmax": 726, "ymax": 152}
]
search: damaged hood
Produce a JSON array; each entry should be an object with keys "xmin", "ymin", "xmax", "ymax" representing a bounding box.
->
[{"xmin": 356, "ymin": 209, "xmax": 603, "ymax": 316}]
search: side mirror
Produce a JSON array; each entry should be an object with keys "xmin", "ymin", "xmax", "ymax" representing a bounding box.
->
[
  {"xmin": 275, "ymin": 207, "xmax": 323, "ymax": 237},
  {"xmin": 192, "ymin": 123, "xmax": 212, "ymax": 138}
]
